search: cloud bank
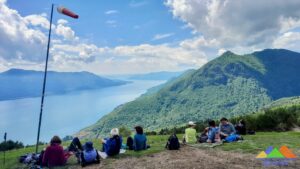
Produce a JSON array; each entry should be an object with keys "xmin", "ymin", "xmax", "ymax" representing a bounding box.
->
[
  {"xmin": 166, "ymin": 0, "xmax": 300, "ymax": 53},
  {"xmin": 1, "ymin": 0, "xmax": 300, "ymax": 74}
]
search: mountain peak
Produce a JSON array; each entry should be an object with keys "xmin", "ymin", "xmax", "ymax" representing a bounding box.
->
[
  {"xmin": 221, "ymin": 50, "xmax": 236, "ymax": 56},
  {"xmin": 2, "ymin": 68, "xmax": 37, "ymax": 75}
]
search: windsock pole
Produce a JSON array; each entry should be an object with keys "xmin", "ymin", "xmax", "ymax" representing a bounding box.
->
[
  {"xmin": 35, "ymin": 4, "xmax": 54, "ymax": 154},
  {"xmin": 35, "ymin": 4, "xmax": 78, "ymax": 154},
  {"xmin": 3, "ymin": 132, "xmax": 7, "ymax": 167}
]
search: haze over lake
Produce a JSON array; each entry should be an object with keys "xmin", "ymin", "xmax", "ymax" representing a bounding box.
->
[{"xmin": 0, "ymin": 80, "xmax": 165, "ymax": 144}]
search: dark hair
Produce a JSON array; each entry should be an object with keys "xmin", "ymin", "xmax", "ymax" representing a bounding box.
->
[
  {"xmin": 208, "ymin": 120, "xmax": 216, "ymax": 127},
  {"xmin": 239, "ymin": 119, "xmax": 246, "ymax": 125},
  {"xmin": 135, "ymin": 126, "xmax": 144, "ymax": 134},
  {"xmin": 220, "ymin": 117, "xmax": 228, "ymax": 122},
  {"xmin": 50, "ymin": 135, "xmax": 62, "ymax": 145}
]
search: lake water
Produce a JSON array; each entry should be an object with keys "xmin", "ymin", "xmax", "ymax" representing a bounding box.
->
[{"xmin": 0, "ymin": 80, "xmax": 165, "ymax": 145}]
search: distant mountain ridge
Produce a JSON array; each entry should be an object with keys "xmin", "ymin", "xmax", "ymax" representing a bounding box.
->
[
  {"xmin": 106, "ymin": 71, "xmax": 186, "ymax": 81},
  {"xmin": 128, "ymin": 71, "xmax": 185, "ymax": 80},
  {"xmin": 0, "ymin": 69, "xmax": 128, "ymax": 100},
  {"xmin": 78, "ymin": 49, "xmax": 300, "ymax": 138}
]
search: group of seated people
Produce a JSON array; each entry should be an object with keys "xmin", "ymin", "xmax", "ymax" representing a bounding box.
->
[
  {"xmin": 37, "ymin": 119, "xmax": 245, "ymax": 167},
  {"xmin": 183, "ymin": 117, "xmax": 245, "ymax": 144},
  {"xmin": 41, "ymin": 126, "xmax": 148, "ymax": 168}
]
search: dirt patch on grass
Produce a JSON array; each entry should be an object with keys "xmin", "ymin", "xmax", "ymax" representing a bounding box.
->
[{"xmin": 70, "ymin": 146, "xmax": 299, "ymax": 169}]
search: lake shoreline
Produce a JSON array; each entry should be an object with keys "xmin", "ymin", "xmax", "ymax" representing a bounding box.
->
[{"xmin": 0, "ymin": 80, "xmax": 165, "ymax": 144}]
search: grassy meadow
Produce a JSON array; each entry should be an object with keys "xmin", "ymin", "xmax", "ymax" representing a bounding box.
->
[{"xmin": 0, "ymin": 132, "xmax": 299, "ymax": 169}]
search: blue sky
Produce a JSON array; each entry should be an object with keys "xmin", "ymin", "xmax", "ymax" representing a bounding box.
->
[
  {"xmin": 1, "ymin": 0, "xmax": 300, "ymax": 75},
  {"xmin": 7, "ymin": 0, "xmax": 193, "ymax": 47}
]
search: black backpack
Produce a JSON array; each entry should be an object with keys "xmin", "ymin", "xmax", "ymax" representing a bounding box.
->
[
  {"xmin": 126, "ymin": 136, "xmax": 134, "ymax": 150},
  {"xmin": 198, "ymin": 133, "xmax": 208, "ymax": 143},
  {"xmin": 166, "ymin": 134, "xmax": 180, "ymax": 150}
]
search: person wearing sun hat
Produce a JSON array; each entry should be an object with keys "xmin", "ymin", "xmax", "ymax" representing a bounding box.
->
[{"xmin": 183, "ymin": 121, "xmax": 197, "ymax": 144}]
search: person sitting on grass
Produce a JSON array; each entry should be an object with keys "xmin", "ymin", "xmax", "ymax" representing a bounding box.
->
[
  {"xmin": 80, "ymin": 141, "xmax": 100, "ymax": 167},
  {"xmin": 206, "ymin": 120, "xmax": 221, "ymax": 143},
  {"xmin": 235, "ymin": 119, "xmax": 247, "ymax": 135},
  {"xmin": 67, "ymin": 137, "xmax": 100, "ymax": 167},
  {"xmin": 183, "ymin": 121, "xmax": 197, "ymax": 144},
  {"xmin": 42, "ymin": 136, "xmax": 72, "ymax": 168},
  {"xmin": 101, "ymin": 128, "xmax": 122, "ymax": 156},
  {"xmin": 67, "ymin": 137, "xmax": 83, "ymax": 163},
  {"xmin": 219, "ymin": 117, "xmax": 236, "ymax": 140},
  {"xmin": 133, "ymin": 126, "xmax": 149, "ymax": 151}
]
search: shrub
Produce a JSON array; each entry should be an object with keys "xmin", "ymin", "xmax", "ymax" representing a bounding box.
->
[
  {"xmin": 0, "ymin": 140, "xmax": 24, "ymax": 151},
  {"xmin": 146, "ymin": 105, "xmax": 300, "ymax": 135},
  {"xmin": 119, "ymin": 126, "xmax": 132, "ymax": 137}
]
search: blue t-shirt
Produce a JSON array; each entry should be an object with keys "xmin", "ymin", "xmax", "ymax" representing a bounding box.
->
[
  {"xmin": 207, "ymin": 127, "xmax": 218, "ymax": 142},
  {"xmin": 133, "ymin": 134, "xmax": 147, "ymax": 151},
  {"xmin": 219, "ymin": 123, "xmax": 236, "ymax": 135}
]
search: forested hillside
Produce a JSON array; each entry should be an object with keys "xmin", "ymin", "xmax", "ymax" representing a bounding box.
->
[{"xmin": 78, "ymin": 49, "xmax": 300, "ymax": 138}]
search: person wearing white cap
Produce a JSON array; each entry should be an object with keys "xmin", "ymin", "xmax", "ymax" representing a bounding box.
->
[
  {"xmin": 183, "ymin": 121, "xmax": 197, "ymax": 144},
  {"xmin": 101, "ymin": 128, "xmax": 123, "ymax": 156}
]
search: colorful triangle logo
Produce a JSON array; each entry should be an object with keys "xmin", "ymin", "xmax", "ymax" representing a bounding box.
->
[
  {"xmin": 267, "ymin": 148, "xmax": 285, "ymax": 158},
  {"xmin": 256, "ymin": 151, "xmax": 267, "ymax": 158},
  {"xmin": 256, "ymin": 146, "xmax": 297, "ymax": 159},
  {"xmin": 265, "ymin": 146, "xmax": 273, "ymax": 154},
  {"xmin": 279, "ymin": 146, "xmax": 297, "ymax": 159}
]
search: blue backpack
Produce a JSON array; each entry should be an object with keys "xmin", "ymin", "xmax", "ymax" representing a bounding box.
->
[{"xmin": 224, "ymin": 134, "xmax": 239, "ymax": 142}]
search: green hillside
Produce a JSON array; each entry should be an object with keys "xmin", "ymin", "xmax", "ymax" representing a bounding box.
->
[
  {"xmin": 3, "ymin": 97, "xmax": 300, "ymax": 169},
  {"xmin": 78, "ymin": 49, "xmax": 300, "ymax": 138},
  {"xmin": 264, "ymin": 96, "xmax": 300, "ymax": 109}
]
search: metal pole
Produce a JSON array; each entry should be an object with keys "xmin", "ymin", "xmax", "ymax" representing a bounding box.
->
[
  {"xmin": 3, "ymin": 132, "xmax": 6, "ymax": 167},
  {"xmin": 35, "ymin": 4, "xmax": 54, "ymax": 154}
]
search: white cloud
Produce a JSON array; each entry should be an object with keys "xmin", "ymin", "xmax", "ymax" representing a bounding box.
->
[
  {"xmin": 0, "ymin": 0, "xmax": 208, "ymax": 75},
  {"xmin": 105, "ymin": 10, "xmax": 118, "ymax": 15},
  {"xmin": 165, "ymin": 0, "xmax": 300, "ymax": 49},
  {"xmin": 24, "ymin": 13, "xmax": 49, "ymax": 29},
  {"xmin": 89, "ymin": 44, "xmax": 207, "ymax": 74},
  {"xmin": 48, "ymin": 43, "xmax": 208, "ymax": 74},
  {"xmin": 55, "ymin": 23, "xmax": 76, "ymax": 40},
  {"xmin": 152, "ymin": 33, "xmax": 174, "ymax": 41},
  {"xmin": 217, "ymin": 48, "xmax": 227, "ymax": 56},
  {"xmin": 105, "ymin": 20, "xmax": 117, "ymax": 27},
  {"xmin": 0, "ymin": 0, "xmax": 47, "ymax": 62},
  {"xmin": 273, "ymin": 32, "xmax": 300, "ymax": 51},
  {"xmin": 5, "ymin": 0, "xmax": 300, "ymax": 75},
  {"xmin": 57, "ymin": 19, "xmax": 68, "ymax": 25},
  {"xmin": 51, "ymin": 43, "xmax": 101, "ymax": 63},
  {"xmin": 180, "ymin": 36, "xmax": 219, "ymax": 50}
]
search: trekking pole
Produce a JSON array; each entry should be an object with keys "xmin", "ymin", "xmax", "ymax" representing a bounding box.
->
[
  {"xmin": 96, "ymin": 129, "xmax": 101, "ymax": 139},
  {"xmin": 3, "ymin": 132, "xmax": 7, "ymax": 167}
]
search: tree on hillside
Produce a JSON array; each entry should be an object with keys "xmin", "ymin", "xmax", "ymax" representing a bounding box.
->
[
  {"xmin": 0, "ymin": 140, "xmax": 24, "ymax": 151},
  {"xmin": 119, "ymin": 126, "xmax": 132, "ymax": 137}
]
